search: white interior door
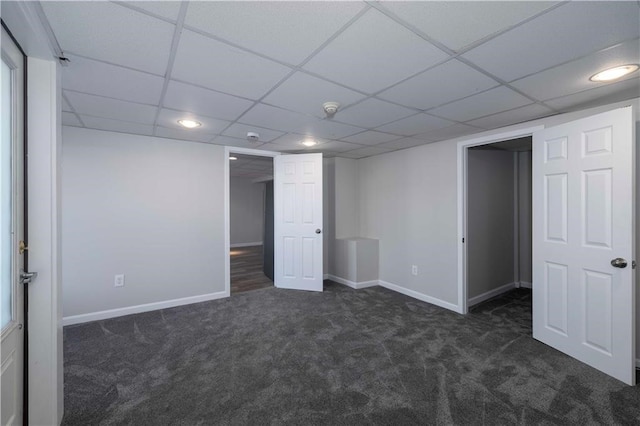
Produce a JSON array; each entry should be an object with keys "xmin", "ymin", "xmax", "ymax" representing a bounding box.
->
[
  {"xmin": 1, "ymin": 26, "xmax": 25, "ymax": 425},
  {"xmin": 274, "ymin": 153, "xmax": 323, "ymax": 292},
  {"xmin": 533, "ymin": 106, "xmax": 635, "ymax": 385}
]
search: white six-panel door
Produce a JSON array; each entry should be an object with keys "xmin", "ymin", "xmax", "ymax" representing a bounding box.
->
[
  {"xmin": 533, "ymin": 106, "xmax": 635, "ymax": 385},
  {"xmin": 274, "ymin": 153, "xmax": 323, "ymax": 292},
  {"xmin": 1, "ymin": 26, "xmax": 26, "ymax": 426}
]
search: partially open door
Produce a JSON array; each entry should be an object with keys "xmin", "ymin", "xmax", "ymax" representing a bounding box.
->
[
  {"xmin": 533, "ymin": 106, "xmax": 635, "ymax": 385},
  {"xmin": 274, "ymin": 153, "xmax": 323, "ymax": 292}
]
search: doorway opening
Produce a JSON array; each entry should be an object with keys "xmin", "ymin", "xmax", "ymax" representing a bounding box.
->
[
  {"xmin": 229, "ymin": 153, "xmax": 275, "ymax": 294},
  {"xmin": 224, "ymin": 146, "xmax": 280, "ymax": 297},
  {"xmin": 464, "ymin": 137, "xmax": 533, "ymax": 330},
  {"xmin": 457, "ymin": 126, "xmax": 541, "ymax": 315}
]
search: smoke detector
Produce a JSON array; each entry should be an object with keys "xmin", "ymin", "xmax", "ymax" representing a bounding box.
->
[
  {"xmin": 247, "ymin": 131, "xmax": 260, "ymax": 142},
  {"xmin": 322, "ymin": 102, "xmax": 340, "ymax": 118}
]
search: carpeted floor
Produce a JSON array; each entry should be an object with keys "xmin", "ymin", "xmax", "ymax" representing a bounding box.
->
[{"xmin": 62, "ymin": 282, "xmax": 640, "ymax": 425}]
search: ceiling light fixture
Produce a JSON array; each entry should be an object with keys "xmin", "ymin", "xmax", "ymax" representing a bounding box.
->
[
  {"xmin": 177, "ymin": 119, "xmax": 202, "ymax": 129},
  {"xmin": 229, "ymin": 156, "xmax": 238, "ymax": 160},
  {"xmin": 589, "ymin": 64, "xmax": 639, "ymax": 82},
  {"xmin": 301, "ymin": 138, "xmax": 317, "ymax": 147}
]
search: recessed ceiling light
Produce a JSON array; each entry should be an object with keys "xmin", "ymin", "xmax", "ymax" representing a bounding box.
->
[
  {"xmin": 590, "ymin": 64, "xmax": 639, "ymax": 82},
  {"xmin": 177, "ymin": 119, "xmax": 202, "ymax": 129},
  {"xmin": 301, "ymin": 138, "xmax": 317, "ymax": 147},
  {"xmin": 229, "ymin": 156, "xmax": 238, "ymax": 160}
]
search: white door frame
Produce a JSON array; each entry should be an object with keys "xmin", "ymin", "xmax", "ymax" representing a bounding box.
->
[
  {"xmin": 223, "ymin": 146, "xmax": 280, "ymax": 296},
  {"xmin": 456, "ymin": 126, "xmax": 543, "ymax": 314}
]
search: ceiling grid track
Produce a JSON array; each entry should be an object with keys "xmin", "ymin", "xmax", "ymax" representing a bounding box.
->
[{"xmin": 152, "ymin": 1, "xmax": 189, "ymax": 137}]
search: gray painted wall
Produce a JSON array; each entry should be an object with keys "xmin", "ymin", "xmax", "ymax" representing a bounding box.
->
[
  {"xmin": 358, "ymin": 140, "xmax": 459, "ymax": 304},
  {"xmin": 334, "ymin": 157, "xmax": 360, "ymax": 238},
  {"xmin": 467, "ymin": 149, "xmax": 515, "ymax": 299},
  {"xmin": 323, "ymin": 158, "xmax": 334, "ymax": 276},
  {"xmin": 518, "ymin": 151, "xmax": 533, "ymax": 284},
  {"xmin": 62, "ymin": 127, "xmax": 226, "ymax": 317},
  {"xmin": 230, "ymin": 176, "xmax": 264, "ymax": 245}
]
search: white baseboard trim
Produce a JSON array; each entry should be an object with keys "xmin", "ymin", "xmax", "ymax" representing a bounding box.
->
[
  {"xmin": 323, "ymin": 274, "xmax": 329, "ymax": 280},
  {"xmin": 378, "ymin": 280, "xmax": 459, "ymax": 312},
  {"xmin": 519, "ymin": 281, "xmax": 532, "ymax": 289},
  {"xmin": 326, "ymin": 274, "xmax": 379, "ymax": 290},
  {"xmin": 62, "ymin": 291, "xmax": 229, "ymax": 326},
  {"xmin": 230, "ymin": 242, "xmax": 263, "ymax": 248},
  {"xmin": 468, "ymin": 282, "xmax": 517, "ymax": 307}
]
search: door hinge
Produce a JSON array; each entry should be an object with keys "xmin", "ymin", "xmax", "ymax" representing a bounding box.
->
[
  {"xmin": 19, "ymin": 240, "xmax": 29, "ymax": 255},
  {"xmin": 20, "ymin": 270, "xmax": 38, "ymax": 285}
]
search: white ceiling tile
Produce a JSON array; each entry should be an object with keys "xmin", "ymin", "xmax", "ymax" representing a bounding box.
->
[
  {"xmin": 172, "ymin": 30, "xmax": 292, "ymax": 100},
  {"xmin": 255, "ymin": 143, "xmax": 301, "ymax": 153},
  {"xmin": 64, "ymin": 91, "xmax": 158, "ymax": 124},
  {"xmin": 184, "ymin": 2, "xmax": 366, "ymax": 65},
  {"xmin": 156, "ymin": 109, "xmax": 230, "ymax": 135},
  {"xmin": 239, "ymin": 104, "xmax": 310, "ymax": 132},
  {"xmin": 341, "ymin": 131, "xmax": 402, "ymax": 146},
  {"xmin": 510, "ymin": 39, "xmax": 640, "ymax": 101},
  {"xmin": 428, "ymin": 86, "xmax": 532, "ymax": 122},
  {"xmin": 377, "ymin": 137, "xmax": 429, "ymax": 150},
  {"xmin": 544, "ymin": 77, "xmax": 640, "ymax": 112},
  {"xmin": 466, "ymin": 103, "xmax": 555, "ymax": 130},
  {"xmin": 262, "ymin": 72, "xmax": 366, "ymax": 118},
  {"xmin": 163, "ymin": 80, "xmax": 254, "ymax": 122},
  {"xmin": 80, "ymin": 115, "xmax": 154, "ymax": 136},
  {"xmin": 62, "ymin": 112, "xmax": 82, "ymax": 127},
  {"xmin": 334, "ymin": 98, "xmax": 415, "ymax": 128},
  {"xmin": 339, "ymin": 146, "xmax": 394, "ymax": 159},
  {"xmin": 62, "ymin": 54, "xmax": 164, "ymax": 105},
  {"xmin": 155, "ymin": 126, "xmax": 217, "ymax": 143},
  {"xmin": 212, "ymin": 135, "xmax": 265, "ymax": 149},
  {"xmin": 312, "ymin": 141, "xmax": 363, "ymax": 153},
  {"xmin": 462, "ymin": 2, "xmax": 640, "ymax": 82},
  {"xmin": 377, "ymin": 59, "xmax": 499, "ymax": 110},
  {"xmin": 41, "ymin": 1, "xmax": 174, "ymax": 74},
  {"xmin": 238, "ymin": 161, "xmax": 273, "ymax": 171},
  {"xmin": 270, "ymin": 133, "xmax": 328, "ymax": 148},
  {"xmin": 293, "ymin": 117, "xmax": 364, "ymax": 140},
  {"xmin": 380, "ymin": 1, "xmax": 559, "ymax": 52},
  {"xmin": 303, "ymin": 8, "xmax": 449, "ymax": 94},
  {"xmin": 221, "ymin": 123, "xmax": 284, "ymax": 143},
  {"xmin": 416, "ymin": 123, "xmax": 481, "ymax": 143},
  {"xmin": 119, "ymin": 1, "xmax": 182, "ymax": 21},
  {"xmin": 374, "ymin": 113, "xmax": 454, "ymax": 136}
]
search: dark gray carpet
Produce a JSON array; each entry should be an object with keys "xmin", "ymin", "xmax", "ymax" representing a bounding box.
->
[{"xmin": 62, "ymin": 282, "xmax": 640, "ymax": 425}]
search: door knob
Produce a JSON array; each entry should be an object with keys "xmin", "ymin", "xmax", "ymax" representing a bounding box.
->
[
  {"xmin": 610, "ymin": 258, "xmax": 628, "ymax": 268},
  {"xmin": 315, "ymin": 229, "xmax": 322, "ymax": 234}
]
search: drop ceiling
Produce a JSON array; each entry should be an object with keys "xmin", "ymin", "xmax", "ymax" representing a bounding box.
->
[
  {"xmin": 230, "ymin": 154, "xmax": 274, "ymax": 180},
  {"xmin": 40, "ymin": 1, "xmax": 640, "ymax": 159}
]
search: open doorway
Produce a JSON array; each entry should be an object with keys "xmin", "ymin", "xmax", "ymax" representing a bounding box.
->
[
  {"xmin": 229, "ymin": 153, "xmax": 274, "ymax": 294},
  {"xmin": 457, "ymin": 129, "xmax": 538, "ymax": 327},
  {"xmin": 466, "ymin": 137, "xmax": 533, "ymax": 304}
]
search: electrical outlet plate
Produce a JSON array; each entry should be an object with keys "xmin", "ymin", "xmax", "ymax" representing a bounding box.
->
[
  {"xmin": 114, "ymin": 274, "xmax": 125, "ymax": 287},
  {"xmin": 411, "ymin": 265, "xmax": 418, "ymax": 276}
]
